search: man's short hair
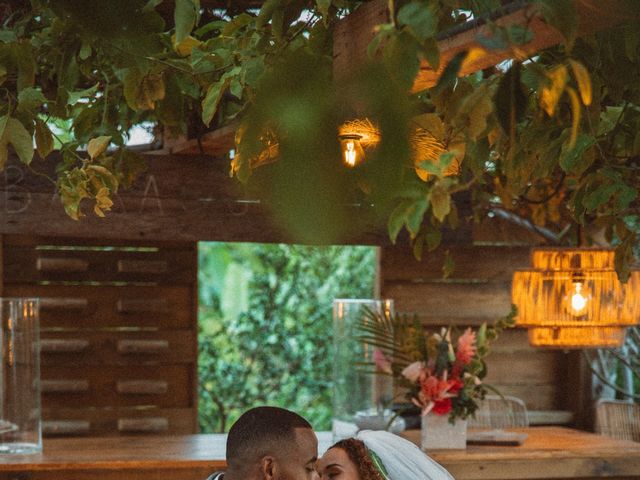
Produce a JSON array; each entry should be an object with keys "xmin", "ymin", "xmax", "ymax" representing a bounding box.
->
[{"xmin": 226, "ymin": 406, "xmax": 312, "ymax": 468}]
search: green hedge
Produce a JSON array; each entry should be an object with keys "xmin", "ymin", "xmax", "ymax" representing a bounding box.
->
[{"xmin": 198, "ymin": 243, "xmax": 376, "ymax": 432}]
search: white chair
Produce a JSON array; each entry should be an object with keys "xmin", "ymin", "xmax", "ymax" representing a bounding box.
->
[
  {"xmin": 468, "ymin": 395, "xmax": 529, "ymax": 429},
  {"xmin": 595, "ymin": 399, "xmax": 640, "ymax": 442}
]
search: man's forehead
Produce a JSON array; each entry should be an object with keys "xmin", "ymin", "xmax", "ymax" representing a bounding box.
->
[{"xmin": 293, "ymin": 427, "xmax": 318, "ymax": 450}]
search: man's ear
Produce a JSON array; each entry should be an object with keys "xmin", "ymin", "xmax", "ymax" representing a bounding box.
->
[{"xmin": 260, "ymin": 455, "xmax": 278, "ymax": 480}]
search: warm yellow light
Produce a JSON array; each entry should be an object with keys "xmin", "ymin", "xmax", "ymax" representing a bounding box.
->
[
  {"xmin": 528, "ymin": 326, "xmax": 626, "ymax": 349},
  {"xmin": 345, "ymin": 139, "xmax": 357, "ymax": 166},
  {"xmin": 512, "ymin": 248, "xmax": 640, "ymax": 348},
  {"xmin": 568, "ymin": 281, "xmax": 589, "ymax": 317},
  {"xmin": 339, "ymin": 135, "xmax": 365, "ymax": 168}
]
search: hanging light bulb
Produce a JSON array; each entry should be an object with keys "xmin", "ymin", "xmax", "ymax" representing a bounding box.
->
[
  {"xmin": 512, "ymin": 248, "xmax": 640, "ymax": 348},
  {"xmin": 339, "ymin": 134, "xmax": 365, "ymax": 167},
  {"xmin": 568, "ymin": 281, "xmax": 589, "ymax": 317}
]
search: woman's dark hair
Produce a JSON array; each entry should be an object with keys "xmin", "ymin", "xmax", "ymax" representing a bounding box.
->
[{"xmin": 330, "ymin": 438, "xmax": 385, "ymax": 480}]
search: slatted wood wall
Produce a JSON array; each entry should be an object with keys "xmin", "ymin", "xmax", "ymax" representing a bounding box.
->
[
  {"xmin": 0, "ymin": 235, "xmax": 199, "ymax": 437},
  {"xmin": 381, "ymin": 222, "xmax": 579, "ymax": 425}
]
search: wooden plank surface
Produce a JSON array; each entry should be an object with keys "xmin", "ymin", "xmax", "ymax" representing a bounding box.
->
[
  {"xmin": 41, "ymin": 365, "xmax": 193, "ymax": 408},
  {"xmin": 40, "ymin": 331, "xmax": 196, "ymax": 365},
  {"xmin": 4, "ymin": 247, "xmax": 196, "ymax": 284},
  {"xmin": 382, "ymin": 245, "xmax": 531, "ymax": 282},
  {"xmin": 488, "ymin": 385, "xmax": 561, "ymax": 412},
  {"xmin": 384, "ymin": 281, "xmax": 513, "ymax": 324},
  {"xmin": 1, "ymin": 428, "xmax": 639, "ymax": 480},
  {"xmin": 0, "ymin": 156, "xmax": 537, "ymax": 246},
  {"xmin": 3, "ymin": 284, "xmax": 194, "ymax": 329},
  {"xmin": 482, "ymin": 351, "xmax": 565, "ymax": 386},
  {"xmin": 0, "ymin": 155, "xmax": 389, "ymax": 244}
]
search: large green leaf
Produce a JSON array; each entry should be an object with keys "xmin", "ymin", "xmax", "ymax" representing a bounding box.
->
[
  {"xmin": 431, "ymin": 50, "xmax": 467, "ymax": 97},
  {"xmin": 17, "ymin": 87, "xmax": 46, "ymax": 114},
  {"xmin": 1, "ymin": 117, "xmax": 34, "ymax": 165},
  {"xmin": 35, "ymin": 119, "xmax": 54, "ymax": 158},
  {"xmin": 257, "ymin": 0, "xmax": 281, "ymax": 29},
  {"xmin": 383, "ymin": 32, "xmax": 420, "ymax": 90},
  {"xmin": 494, "ymin": 62, "xmax": 526, "ymax": 135},
  {"xmin": 388, "ymin": 199, "xmax": 418, "ymax": 243},
  {"xmin": 67, "ymin": 83, "xmax": 99, "ymax": 105},
  {"xmin": 202, "ymin": 77, "xmax": 231, "ymax": 127},
  {"xmin": 559, "ymin": 133, "xmax": 596, "ymax": 174},
  {"xmin": 397, "ymin": 1, "xmax": 436, "ymax": 43},
  {"xmin": 429, "ymin": 183, "xmax": 451, "ymax": 222},
  {"xmin": 12, "ymin": 42, "xmax": 35, "ymax": 92},
  {"xmin": 584, "ymin": 183, "xmax": 619, "ymax": 212},
  {"xmin": 405, "ymin": 197, "xmax": 429, "ymax": 239},
  {"xmin": 174, "ymin": 0, "xmax": 200, "ymax": 44},
  {"xmin": 123, "ymin": 70, "xmax": 165, "ymax": 111},
  {"xmin": 87, "ymin": 136, "xmax": 112, "ymax": 160}
]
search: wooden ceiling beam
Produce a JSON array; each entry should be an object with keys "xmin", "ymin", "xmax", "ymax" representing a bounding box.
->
[
  {"xmin": 162, "ymin": 122, "xmax": 237, "ymax": 157},
  {"xmin": 333, "ymin": 0, "xmax": 637, "ymax": 93}
]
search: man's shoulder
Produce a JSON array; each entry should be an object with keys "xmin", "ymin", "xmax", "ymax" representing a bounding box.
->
[{"xmin": 206, "ymin": 472, "xmax": 225, "ymax": 480}]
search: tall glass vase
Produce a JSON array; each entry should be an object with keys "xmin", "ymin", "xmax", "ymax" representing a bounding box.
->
[
  {"xmin": 332, "ymin": 299, "xmax": 402, "ymax": 441},
  {"xmin": 0, "ymin": 298, "xmax": 41, "ymax": 454}
]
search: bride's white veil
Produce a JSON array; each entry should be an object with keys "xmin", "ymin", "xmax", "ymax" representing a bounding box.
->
[{"xmin": 356, "ymin": 430, "xmax": 455, "ymax": 480}]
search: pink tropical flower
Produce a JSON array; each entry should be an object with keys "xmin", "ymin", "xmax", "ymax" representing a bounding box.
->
[
  {"xmin": 414, "ymin": 372, "xmax": 457, "ymax": 415},
  {"xmin": 420, "ymin": 373, "xmax": 455, "ymax": 401},
  {"xmin": 373, "ymin": 348, "xmax": 392, "ymax": 374},
  {"xmin": 402, "ymin": 361, "xmax": 425, "ymax": 383},
  {"xmin": 456, "ymin": 328, "xmax": 477, "ymax": 365}
]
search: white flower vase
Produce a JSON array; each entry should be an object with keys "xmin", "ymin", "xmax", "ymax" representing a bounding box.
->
[{"xmin": 421, "ymin": 414, "xmax": 467, "ymax": 450}]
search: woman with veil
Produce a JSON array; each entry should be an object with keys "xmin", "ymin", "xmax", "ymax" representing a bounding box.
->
[{"xmin": 317, "ymin": 430, "xmax": 454, "ymax": 480}]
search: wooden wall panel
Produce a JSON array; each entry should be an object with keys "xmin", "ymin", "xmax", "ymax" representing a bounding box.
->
[
  {"xmin": 383, "ymin": 282, "xmax": 512, "ymax": 325},
  {"xmin": 1, "ymin": 235, "xmax": 199, "ymax": 436},
  {"xmin": 382, "ymin": 246, "xmax": 531, "ymax": 282},
  {"xmin": 42, "ymin": 408, "xmax": 196, "ymax": 436},
  {"xmin": 380, "ymin": 244, "xmax": 575, "ymax": 423},
  {"xmin": 3, "ymin": 284, "xmax": 194, "ymax": 329},
  {"xmin": 0, "ymin": 155, "xmax": 388, "ymax": 245}
]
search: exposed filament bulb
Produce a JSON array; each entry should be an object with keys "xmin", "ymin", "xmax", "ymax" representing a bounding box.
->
[
  {"xmin": 344, "ymin": 140, "xmax": 357, "ymax": 167},
  {"xmin": 339, "ymin": 134, "xmax": 364, "ymax": 168},
  {"xmin": 569, "ymin": 281, "xmax": 589, "ymax": 317}
]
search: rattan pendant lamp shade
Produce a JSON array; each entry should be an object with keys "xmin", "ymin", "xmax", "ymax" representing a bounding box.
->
[{"xmin": 512, "ymin": 248, "xmax": 640, "ymax": 348}]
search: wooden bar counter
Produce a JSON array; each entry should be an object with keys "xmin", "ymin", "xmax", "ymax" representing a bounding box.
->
[{"xmin": 0, "ymin": 427, "xmax": 638, "ymax": 480}]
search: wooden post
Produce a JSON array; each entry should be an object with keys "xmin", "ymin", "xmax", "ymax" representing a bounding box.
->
[{"xmin": 566, "ymin": 350, "xmax": 594, "ymax": 430}]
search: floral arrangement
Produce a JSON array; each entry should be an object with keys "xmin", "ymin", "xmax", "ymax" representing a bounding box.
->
[{"xmin": 360, "ymin": 307, "xmax": 516, "ymax": 422}]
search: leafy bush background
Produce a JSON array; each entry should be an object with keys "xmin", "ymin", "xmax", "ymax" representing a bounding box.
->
[{"xmin": 198, "ymin": 243, "xmax": 376, "ymax": 432}]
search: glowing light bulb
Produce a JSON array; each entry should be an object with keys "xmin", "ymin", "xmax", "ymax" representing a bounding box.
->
[
  {"xmin": 339, "ymin": 135, "xmax": 364, "ymax": 168},
  {"xmin": 344, "ymin": 140, "xmax": 357, "ymax": 167},
  {"xmin": 569, "ymin": 282, "xmax": 588, "ymax": 316}
]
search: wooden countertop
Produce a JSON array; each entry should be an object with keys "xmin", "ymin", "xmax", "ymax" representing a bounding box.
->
[{"xmin": 0, "ymin": 427, "xmax": 638, "ymax": 480}]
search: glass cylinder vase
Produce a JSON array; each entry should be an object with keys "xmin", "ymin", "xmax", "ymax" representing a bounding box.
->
[
  {"xmin": 332, "ymin": 299, "xmax": 402, "ymax": 441},
  {"xmin": 421, "ymin": 413, "xmax": 467, "ymax": 450},
  {"xmin": 0, "ymin": 298, "xmax": 41, "ymax": 454}
]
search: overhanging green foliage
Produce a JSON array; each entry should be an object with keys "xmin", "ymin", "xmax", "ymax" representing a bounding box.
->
[{"xmin": 1, "ymin": 1, "xmax": 640, "ymax": 274}]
